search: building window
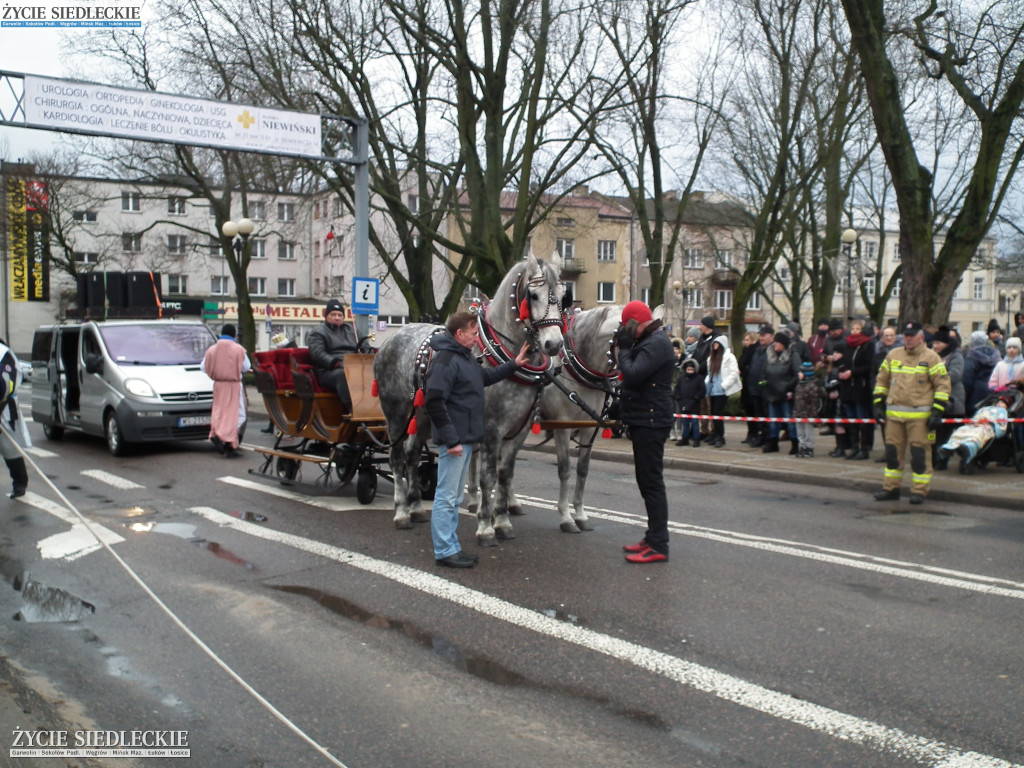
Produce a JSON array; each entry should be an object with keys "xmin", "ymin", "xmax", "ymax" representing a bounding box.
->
[
  {"xmin": 278, "ymin": 278, "xmax": 296, "ymax": 297},
  {"xmin": 312, "ymin": 200, "xmax": 321, "ymax": 219},
  {"xmin": 892, "ymin": 242, "xmax": 900, "ymax": 262},
  {"xmin": 777, "ymin": 265, "xmax": 791, "ymax": 280},
  {"xmin": 683, "ymin": 248, "xmax": 704, "ymax": 269},
  {"xmin": 249, "ymin": 201, "xmax": 266, "ymax": 221},
  {"xmin": 167, "ymin": 274, "xmax": 188, "ymax": 294},
  {"xmin": 640, "ymin": 287, "xmax": 651, "ymax": 305},
  {"xmin": 211, "ymin": 275, "xmax": 229, "ymax": 295},
  {"xmin": 74, "ymin": 252, "xmax": 99, "ymax": 264},
  {"xmin": 167, "ymin": 196, "xmax": 186, "ymax": 215},
  {"xmin": 278, "ymin": 241, "xmax": 296, "ymax": 260},
  {"xmin": 121, "ymin": 191, "xmax": 141, "ymax": 212},
  {"xmin": 252, "ymin": 239, "xmax": 266, "ymax": 259},
  {"xmin": 715, "ymin": 250, "xmax": 732, "ymax": 269},
  {"xmin": 209, "ymin": 239, "xmax": 223, "ymax": 257},
  {"xmin": 684, "ymin": 288, "xmax": 702, "ymax": 307},
  {"xmin": 973, "ymin": 276, "xmax": 985, "ymax": 300},
  {"xmin": 892, "ymin": 278, "xmax": 901, "ymax": 298},
  {"xmin": 122, "ymin": 233, "xmax": 142, "ymax": 252},
  {"xmin": 556, "ymin": 238, "xmax": 575, "ymax": 260},
  {"xmin": 332, "ymin": 198, "xmax": 343, "ymax": 218},
  {"xmin": 597, "ymin": 240, "xmax": 616, "ymax": 262},
  {"xmin": 277, "ymin": 202, "xmax": 294, "ymax": 222},
  {"xmin": 248, "ymin": 277, "xmax": 267, "ymax": 296},
  {"xmin": 863, "ymin": 241, "xmax": 877, "ymax": 262},
  {"xmin": 597, "ymin": 282, "xmax": 615, "ymax": 303},
  {"xmin": 167, "ymin": 234, "xmax": 187, "ymax": 254},
  {"xmin": 556, "ymin": 217, "xmax": 574, "ymax": 227},
  {"xmin": 864, "ymin": 273, "xmax": 876, "ymax": 300},
  {"xmin": 408, "ymin": 194, "xmax": 419, "ymax": 214},
  {"xmin": 73, "ymin": 210, "xmax": 97, "ymax": 222},
  {"xmin": 745, "ymin": 293, "xmax": 761, "ymax": 310},
  {"xmin": 714, "ymin": 289, "xmax": 733, "ymax": 310}
]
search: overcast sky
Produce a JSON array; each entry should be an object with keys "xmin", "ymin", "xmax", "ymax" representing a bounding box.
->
[{"xmin": 1, "ymin": 27, "xmax": 84, "ymax": 159}]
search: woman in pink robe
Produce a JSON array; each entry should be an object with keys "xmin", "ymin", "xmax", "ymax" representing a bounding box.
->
[{"xmin": 202, "ymin": 324, "xmax": 251, "ymax": 454}]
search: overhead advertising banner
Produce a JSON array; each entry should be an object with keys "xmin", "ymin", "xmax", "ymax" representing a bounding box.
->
[
  {"xmin": 6, "ymin": 177, "xmax": 49, "ymax": 303},
  {"xmin": 22, "ymin": 75, "xmax": 323, "ymax": 159}
]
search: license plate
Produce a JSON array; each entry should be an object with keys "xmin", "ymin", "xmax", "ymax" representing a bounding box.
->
[{"xmin": 178, "ymin": 415, "xmax": 211, "ymax": 427}]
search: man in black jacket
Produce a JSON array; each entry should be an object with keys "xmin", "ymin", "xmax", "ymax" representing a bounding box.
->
[
  {"xmin": 424, "ymin": 312, "xmax": 528, "ymax": 568},
  {"xmin": 616, "ymin": 301, "xmax": 677, "ymax": 564},
  {"xmin": 308, "ymin": 299, "xmax": 359, "ymax": 411}
]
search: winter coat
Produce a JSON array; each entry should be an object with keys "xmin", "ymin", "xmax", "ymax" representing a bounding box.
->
[
  {"xmin": 793, "ymin": 375, "xmax": 823, "ymax": 419},
  {"xmin": 692, "ymin": 332, "xmax": 715, "ymax": 377},
  {"xmin": 762, "ymin": 345, "xmax": 800, "ymax": 403},
  {"xmin": 744, "ymin": 343, "xmax": 768, "ymax": 396},
  {"xmin": 673, "ymin": 368, "xmax": 706, "ymax": 414},
  {"xmin": 617, "ymin": 321, "xmax": 677, "ymax": 428},
  {"xmin": 836, "ymin": 333, "xmax": 874, "ymax": 405},
  {"xmin": 705, "ymin": 336, "xmax": 742, "ymax": 397},
  {"xmin": 941, "ymin": 348, "xmax": 965, "ymax": 416},
  {"xmin": 988, "ymin": 353, "xmax": 1024, "ymax": 391},
  {"xmin": 961, "ymin": 345, "xmax": 1001, "ymax": 415},
  {"xmin": 423, "ymin": 331, "xmax": 519, "ymax": 447},
  {"xmin": 873, "ymin": 344, "xmax": 951, "ymax": 414},
  {"xmin": 308, "ymin": 320, "xmax": 359, "ymax": 374}
]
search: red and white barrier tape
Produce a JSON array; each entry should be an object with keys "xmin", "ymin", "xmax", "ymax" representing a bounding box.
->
[{"xmin": 673, "ymin": 414, "xmax": 1024, "ymax": 424}]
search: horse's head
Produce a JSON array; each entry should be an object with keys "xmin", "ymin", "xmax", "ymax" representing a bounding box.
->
[{"xmin": 513, "ymin": 251, "xmax": 566, "ymax": 357}]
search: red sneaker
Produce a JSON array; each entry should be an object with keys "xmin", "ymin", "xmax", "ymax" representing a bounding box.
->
[
  {"xmin": 625, "ymin": 547, "xmax": 668, "ymax": 564},
  {"xmin": 622, "ymin": 540, "xmax": 648, "ymax": 553}
]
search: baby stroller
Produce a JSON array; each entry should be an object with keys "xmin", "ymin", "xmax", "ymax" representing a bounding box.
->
[{"xmin": 938, "ymin": 385, "xmax": 1024, "ymax": 475}]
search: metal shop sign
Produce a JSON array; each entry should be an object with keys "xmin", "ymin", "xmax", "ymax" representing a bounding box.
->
[
  {"xmin": 22, "ymin": 75, "xmax": 323, "ymax": 159},
  {"xmin": 6, "ymin": 177, "xmax": 49, "ymax": 303}
]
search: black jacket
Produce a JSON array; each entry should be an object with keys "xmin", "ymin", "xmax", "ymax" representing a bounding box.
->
[
  {"xmin": 673, "ymin": 369, "xmax": 706, "ymax": 414},
  {"xmin": 618, "ymin": 322, "xmax": 676, "ymax": 428},
  {"xmin": 763, "ymin": 346, "xmax": 800, "ymax": 403},
  {"xmin": 424, "ymin": 331, "xmax": 518, "ymax": 447},
  {"xmin": 744, "ymin": 343, "xmax": 768, "ymax": 396},
  {"xmin": 308, "ymin": 321, "xmax": 359, "ymax": 374}
]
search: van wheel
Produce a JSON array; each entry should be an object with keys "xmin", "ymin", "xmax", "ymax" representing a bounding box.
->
[
  {"xmin": 105, "ymin": 412, "xmax": 128, "ymax": 457},
  {"xmin": 43, "ymin": 423, "xmax": 64, "ymax": 440}
]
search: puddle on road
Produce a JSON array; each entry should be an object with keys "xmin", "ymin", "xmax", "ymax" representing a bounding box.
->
[
  {"xmin": 13, "ymin": 577, "xmax": 95, "ymax": 623},
  {"xmin": 271, "ymin": 585, "xmax": 526, "ymax": 686},
  {"xmin": 127, "ymin": 522, "xmax": 256, "ymax": 569}
]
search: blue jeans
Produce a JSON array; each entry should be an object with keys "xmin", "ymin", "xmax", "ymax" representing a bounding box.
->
[
  {"xmin": 431, "ymin": 444, "xmax": 474, "ymax": 559},
  {"xmin": 767, "ymin": 400, "xmax": 793, "ymax": 440}
]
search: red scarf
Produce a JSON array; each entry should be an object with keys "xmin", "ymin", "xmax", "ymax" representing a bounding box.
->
[{"xmin": 846, "ymin": 332, "xmax": 871, "ymax": 348}]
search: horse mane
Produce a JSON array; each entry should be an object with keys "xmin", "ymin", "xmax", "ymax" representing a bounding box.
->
[{"xmin": 567, "ymin": 305, "xmax": 620, "ymax": 374}]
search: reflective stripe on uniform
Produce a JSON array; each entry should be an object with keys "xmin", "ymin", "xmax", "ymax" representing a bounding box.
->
[
  {"xmin": 886, "ymin": 409, "xmax": 930, "ymax": 419},
  {"xmin": 912, "ymin": 472, "xmax": 932, "ymax": 485},
  {"xmin": 884, "ymin": 467, "xmax": 903, "ymax": 480}
]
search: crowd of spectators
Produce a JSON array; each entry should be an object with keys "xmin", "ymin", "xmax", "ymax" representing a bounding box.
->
[{"xmin": 668, "ymin": 313, "xmax": 1024, "ymax": 468}]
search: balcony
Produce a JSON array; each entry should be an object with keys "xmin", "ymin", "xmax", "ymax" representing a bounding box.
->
[
  {"xmin": 561, "ymin": 257, "xmax": 587, "ymax": 274},
  {"xmin": 712, "ymin": 268, "xmax": 738, "ymax": 285}
]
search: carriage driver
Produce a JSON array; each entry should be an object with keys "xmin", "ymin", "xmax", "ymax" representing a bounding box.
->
[{"xmin": 309, "ymin": 299, "xmax": 359, "ymax": 412}]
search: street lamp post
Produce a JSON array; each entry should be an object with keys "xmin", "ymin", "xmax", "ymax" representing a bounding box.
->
[
  {"xmin": 1000, "ymin": 288, "xmax": 1019, "ymax": 334},
  {"xmin": 841, "ymin": 228, "xmax": 858, "ymax": 322},
  {"xmin": 222, "ymin": 217, "xmax": 255, "ymax": 263}
]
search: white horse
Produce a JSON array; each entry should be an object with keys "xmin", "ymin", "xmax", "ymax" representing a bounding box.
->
[{"xmin": 374, "ymin": 252, "xmax": 566, "ymax": 536}]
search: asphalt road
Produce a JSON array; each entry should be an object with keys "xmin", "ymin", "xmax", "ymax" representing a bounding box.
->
[{"xmin": 0, "ymin": 415, "xmax": 1021, "ymax": 768}]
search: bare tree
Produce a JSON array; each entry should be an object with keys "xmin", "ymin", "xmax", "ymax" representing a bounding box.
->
[{"xmin": 841, "ymin": 0, "xmax": 1024, "ymax": 325}]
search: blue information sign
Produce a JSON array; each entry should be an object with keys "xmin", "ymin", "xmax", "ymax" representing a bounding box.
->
[{"xmin": 351, "ymin": 277, "xmax": 380, "ymax": 315}]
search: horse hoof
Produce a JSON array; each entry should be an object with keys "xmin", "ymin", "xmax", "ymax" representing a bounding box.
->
[
  {"xmin": 495, "ymin": 528, "xmax": 516, "ymax": 541},
  {"xmin": 574, "ymin": 519, "xmax": 594, "ymax": 532},
  {"xmin": 559, "ymin": 521, "xmax": 581, "ymax": 533},
  {"xmin": 508, "ymin": 505, "xmax": 526, "ymax": 517},
  {"xmin": 394, "ymin": 518, "xmax": 413, "ymax": 530},
  {"xmin": 410, "ymin": 511, "xmax": 430, "ymax": 524},
  {"xmin": 478, "ymin": 536, "xmax": 500, "ymax": 548}
]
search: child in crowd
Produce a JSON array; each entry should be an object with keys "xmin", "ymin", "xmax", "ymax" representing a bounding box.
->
[
  {"xmin": 793, "ymin": 359, "xmax": 822, "ymax": 458},
  {"xmin": 674, "ymin": 357, "xmax": 705, "ymax": 447}
]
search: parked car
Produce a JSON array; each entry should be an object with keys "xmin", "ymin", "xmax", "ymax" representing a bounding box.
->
[
  {"xmin": 17, "ymin": 360, "xmax": 31, "ymax": 382},
  {"xmin": 30, "ymin": 319, "xmax": 218, "ymax": 456}
]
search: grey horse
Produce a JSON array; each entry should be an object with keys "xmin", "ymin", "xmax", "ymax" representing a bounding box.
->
[{"xmin": 373, "ymin": 252, "xmax": 566, "ymax": 535}]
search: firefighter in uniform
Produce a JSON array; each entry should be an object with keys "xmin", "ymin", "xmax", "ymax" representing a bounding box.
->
[{"xmin": 872, "ymin": 321, "xmax": 951, "ymax": 505}]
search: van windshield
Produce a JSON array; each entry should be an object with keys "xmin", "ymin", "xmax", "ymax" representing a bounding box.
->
[{"xmin": 97, "ymin": 324, "xmax": 216, "ymax": 365}]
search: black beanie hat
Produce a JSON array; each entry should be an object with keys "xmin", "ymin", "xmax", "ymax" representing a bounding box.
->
[
  {"xmin": 325, "ymin": 299, "xmax": 345, "ymax": 316},
  {"xmin": 773, "ymin": 332, "xmax": 791, "ymax": 348},
  {"xmin": 700, "ymin": 314, "xmax": 716, "ymax": 330}
]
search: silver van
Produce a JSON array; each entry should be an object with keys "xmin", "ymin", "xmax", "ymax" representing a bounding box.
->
[{"xmin": 31, "ymin": 319, "xmax": 218, "ymax": 456}]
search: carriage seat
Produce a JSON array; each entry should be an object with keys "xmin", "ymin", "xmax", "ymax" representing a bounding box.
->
[
  {"xmin": 254, "ymin": 349, "xmax": 297, "ymax": 391},
  {"xmin": 287, "ymin": 348, "xmax": 332, "ymax": 394}
]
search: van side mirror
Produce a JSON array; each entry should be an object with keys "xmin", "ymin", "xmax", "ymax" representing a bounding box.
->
[{"xmin": 85, "ymin": 353, "xmax": 104, "ymax": 375}]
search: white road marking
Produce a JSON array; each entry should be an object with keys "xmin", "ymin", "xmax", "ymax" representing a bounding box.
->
[
  {"xmin": 217, "ymin": 475, "xmax": 378, "ymax": 512},
  {"xmin": 188, "ymin": 505, "xmax": 1020, "ymax": 768},
  {"xmin": 25, "ymin": 446, "xmax": 59, "ymax": 458},
  {"xmin": 81, "ymin": 469, "xmax": 145, "ymax": 490},
  {"xmin": 517, "ymin": 495, "xmax": 1024, "ymax": 601},
  {"xmin": 17, "ymin": 491, "xmax": 125, "ymax": 560}
]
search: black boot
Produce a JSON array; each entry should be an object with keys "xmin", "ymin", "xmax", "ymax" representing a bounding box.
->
[
  {"xmin": 789, "ymin": 438, "xmax": 800, "ymax": 455},
  {"xmin": 829, "ymin": 432, "xmax": 849, "ymax": 458},
  {"xmin": 762, "ymin": 438, "xmax": 780, "ymax": 453},
  {"xmin": 5, "ymin": 458, "xmax": 27, "ymax": 498}
]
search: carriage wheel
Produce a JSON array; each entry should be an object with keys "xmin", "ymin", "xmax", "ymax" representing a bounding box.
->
[
  {"xmin": 419, "ymin": 462, "xmax": 438, "ymax": 500},
  {"xmin": 335, "ymin": 446, "xmax": 361, "ymax": 485},
  {"xmin": 276, "ymin": 456, "xmax": 300, "ymax": 482},
  {"xmin": 356, "ymin": 469, "xmax": 377, "ymax": 504}
]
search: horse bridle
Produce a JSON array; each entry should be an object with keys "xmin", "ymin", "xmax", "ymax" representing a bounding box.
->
[{"xmin": 512, "ymin": 264, "xmax": 566, "ymax": 336}]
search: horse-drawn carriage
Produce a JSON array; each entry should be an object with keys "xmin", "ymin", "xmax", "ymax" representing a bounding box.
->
[{"xmin": 249, "ymin": 348, "xmax": 435, "ymax": 503}]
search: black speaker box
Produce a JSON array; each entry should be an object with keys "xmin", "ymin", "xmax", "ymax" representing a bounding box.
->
[
  {"xmin": 105, "ymin": 272, "xmax": 128, "ymax": 309},
  {"xmin": 127, "ymin": 271, "xmax": 162, "ymax": 307}
]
